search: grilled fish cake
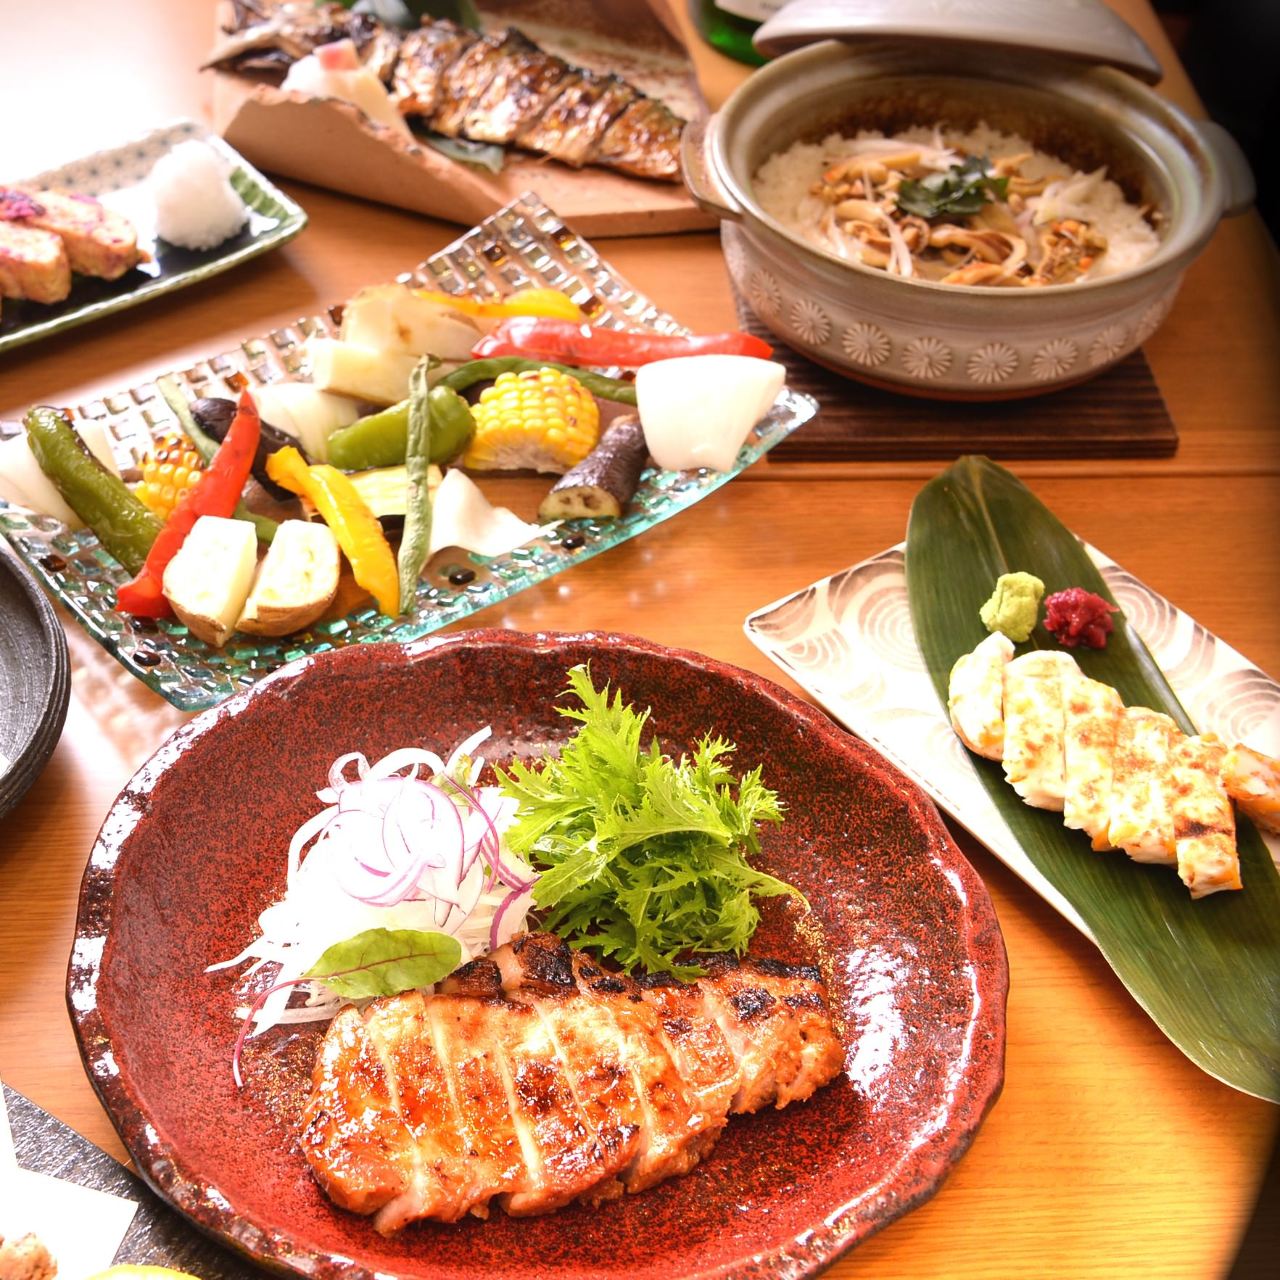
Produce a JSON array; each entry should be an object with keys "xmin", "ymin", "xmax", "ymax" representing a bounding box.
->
[
  {"xmin": 0, "ymin": 220, "xmax": 71, "ymax": 303},
  {"xmin": 1062, "ymin": 671, "xmax": 1124, "ymax": 849},
  {"xmin": 948, "ymin": 631, "xmax": 1015, "ymax": 760},
  {"xmin": 1000, "ymin": 650, "xmax": 1078, "ymax": 810},
  {"xmin": 301, "ymin": 932, "xmax": 843, "ymax": 1232},
  {"xmin": 1171, "ymin": 735, "xmax": 1240, "ymax": 897},
  {"xmin": 1107, "ymin": 707, "xmax": 1179, "ymax": 862},
  {"xmin": 10, "ymin": 187, "xmax": 142, "ymax": 281}
]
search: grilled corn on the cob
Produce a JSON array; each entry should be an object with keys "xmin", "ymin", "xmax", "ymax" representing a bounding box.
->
[
  {"xmin": 136, "ymin": 433, "xmax": 205, "ymax": 520},
  {"xmin": 464, "ymin": 367, "xmax": 600, "ymax": 474}
]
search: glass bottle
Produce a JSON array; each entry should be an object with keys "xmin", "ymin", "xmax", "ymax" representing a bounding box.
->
[{"xmin": 687, "ymin": 0, "xmax": 786, "ymax": 66}]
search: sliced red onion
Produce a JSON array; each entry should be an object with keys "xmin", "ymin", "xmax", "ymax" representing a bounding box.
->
[{"xmin": 489, "ymin": 881, "xmax": 536, "ymax": 953}]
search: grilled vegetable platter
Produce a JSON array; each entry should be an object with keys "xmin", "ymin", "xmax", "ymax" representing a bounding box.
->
[{"xmin": 0, "ymin": 203, "xmax": 815, "ymax": 709}]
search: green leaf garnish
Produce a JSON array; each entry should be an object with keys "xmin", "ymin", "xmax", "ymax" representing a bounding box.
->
[
  {"xmin": 498, "ymin": 665, "xmax": 801, "ymax": 980},
  {"xmin": 340, "ymin": 0, "xmax": 483, "ymax": 31},
  {"xmin": 896, "ymin": 155, "xmax": 1009, "ymax": 221},
  {"xmin": 304, "ymin": 927, "xmax": 462, "ymax": 998},
  {"xmin": 419, "ymin": 132, "xmax": 506, "ymax": 173}
]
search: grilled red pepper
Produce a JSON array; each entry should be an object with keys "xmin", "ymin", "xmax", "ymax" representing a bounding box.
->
[
  {"xmin": 470, "ymin": 317, "xmax": 773, "ymax": 367},
  {"xmin": 116, "ymin": 390, "xmax": 261, "ymax": 617}
]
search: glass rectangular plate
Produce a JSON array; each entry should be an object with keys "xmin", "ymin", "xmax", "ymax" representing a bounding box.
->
[
  {"xmin": 745, "ymin": 543, "xmax": 1280, "ymax": 937},
  {"xmin": 0, "ymin": 120, "xmax": 307, "ymax": 355},
  {"xmin": 0, "ymin": 194, "xmax": 817, "ymax": 711}
]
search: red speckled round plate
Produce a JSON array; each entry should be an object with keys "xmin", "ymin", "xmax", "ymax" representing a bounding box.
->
[{"xmin": 69, "ymin": 631, "xmax": 1007, "ymax": 1278}]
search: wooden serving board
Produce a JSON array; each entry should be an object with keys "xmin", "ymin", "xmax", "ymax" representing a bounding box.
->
[{"xmin": 733, "ymin": 297, "xmax": 1180, "ymax": 462}]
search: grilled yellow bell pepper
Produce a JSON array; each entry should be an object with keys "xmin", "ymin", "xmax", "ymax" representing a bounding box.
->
[
  {"xmin": 413, "ymin": 286, "xmax": 584, "ymax": 322},
  {"xmin": 265, "ymin": 447, "xmax": 399, "ymax": 617}
]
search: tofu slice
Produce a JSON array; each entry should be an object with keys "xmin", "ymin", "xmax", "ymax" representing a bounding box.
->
[
  {"xmin": 1107, "ymin": 708, "xmax": 1179, "ymax": 863},
  {"xmin": 1170, "ymin": 735, "xmax": 1241, "ymax": 897},
  {"xmin": 948, "ymin": 632, "xmax": 1015, "ymax": 760},
  {"xmin": 1062, "ymin": 671, "xmax": 1124, "ymax": 849},
  {"xmin": 1001, "ymin": 650, "xmax": 1079, "ymax": 810},
  {"xmin": 1222, "ymin": 742, "xmax": 1280, "ymax": 834},
  {"xmin": 162, "ymin": 515, "xmax": 259, "ymax": 647},
  {"xmin": 237, "ymin": 519, "xmax": 340, "ymax": 636}
]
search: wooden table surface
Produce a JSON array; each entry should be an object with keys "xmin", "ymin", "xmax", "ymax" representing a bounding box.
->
[{"xmin": 1, "ymin": 3, "xmax": 1277, "ymax": 1277}]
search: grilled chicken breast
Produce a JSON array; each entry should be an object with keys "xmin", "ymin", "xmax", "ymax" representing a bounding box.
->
[{"xmin": 300, "ymin": 933, "xmax": 844, "ymax": 1233}]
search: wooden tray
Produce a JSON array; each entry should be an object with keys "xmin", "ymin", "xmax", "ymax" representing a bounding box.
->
[{"xmin": 734, "ymin": 295, "xmax": 1179, "ymax": 462}]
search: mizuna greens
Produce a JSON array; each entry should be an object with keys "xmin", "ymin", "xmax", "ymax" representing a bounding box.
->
[{"xmin": 498, "ymin": 665, "xmax": 800, "ymax": 979}]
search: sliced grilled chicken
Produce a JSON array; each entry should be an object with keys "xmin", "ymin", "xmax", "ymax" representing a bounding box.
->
[{"xmin": 300, "ymin": 933, "xmax": 844, "ymax": 1232}]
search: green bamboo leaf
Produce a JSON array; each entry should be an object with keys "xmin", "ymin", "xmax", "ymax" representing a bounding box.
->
[{"xmin": 905, "ymin": 455, "xmax": 1280, "ymax": 1101}]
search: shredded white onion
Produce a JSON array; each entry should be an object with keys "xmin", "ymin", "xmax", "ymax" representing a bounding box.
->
[{"xmin": 211, "ymin": 731, "xmax": 537, "ymax": 1041}]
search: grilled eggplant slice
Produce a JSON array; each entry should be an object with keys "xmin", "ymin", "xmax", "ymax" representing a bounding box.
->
[
  {"xmin": 191, "ymin": 396, "xmax": 302, "ymax": 500},
  {"xmin": 538, "ymin": 413, "xmax": 647, "ymax": 520}
]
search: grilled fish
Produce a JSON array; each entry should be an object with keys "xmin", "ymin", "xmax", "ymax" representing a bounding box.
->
[
  {"xmin": 392, "ymin": 19, "xmax": 685, "ymax": 179},
  {"xmin": 211, "ymin": 5, "xmax": 687, "ymax": 182},
  {"xmin": 300, "ymin": 932, "xmax": 844, "ymax": 1232}
]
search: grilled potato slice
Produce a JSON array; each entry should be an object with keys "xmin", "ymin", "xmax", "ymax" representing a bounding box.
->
[{"xmin": 237, "ymin": 518, "xmax": 340, "ymax": 636}]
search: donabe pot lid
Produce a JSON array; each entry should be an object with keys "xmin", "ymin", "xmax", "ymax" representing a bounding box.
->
[{"xmin": 753, "ymin": 0, "xmax": 1163, "ymax": 84}]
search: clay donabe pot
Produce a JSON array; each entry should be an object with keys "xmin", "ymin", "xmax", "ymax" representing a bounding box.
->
[{"xmin": 682, "ymin": 3, "xmax": 1253, "ymax": 399}]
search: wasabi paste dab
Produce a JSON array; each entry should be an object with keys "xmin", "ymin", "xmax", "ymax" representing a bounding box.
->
[{"xmin": 979, "ymin": 571, "xmax": 1045, "ymax": 642}]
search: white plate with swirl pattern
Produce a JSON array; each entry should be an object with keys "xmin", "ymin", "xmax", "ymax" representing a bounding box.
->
[{"xmin": 745, "ymin": 544, "xmax": 1280, "ymax": 937}]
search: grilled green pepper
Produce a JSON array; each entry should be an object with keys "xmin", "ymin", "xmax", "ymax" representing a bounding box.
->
[
  {"xmin": 24, "ymin": 406, "xmax": 162, "ymax": 575},
  {"xmin": 441, "ymin": 357, "xmax": 638, "ymax": 406},
  {"xmin": 397, "ymin": 359, "xmax": 435, "ymax": 616},
  {"xmin": 326, "ymin": 384, "xmax": 475, "ymax": 472}
]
